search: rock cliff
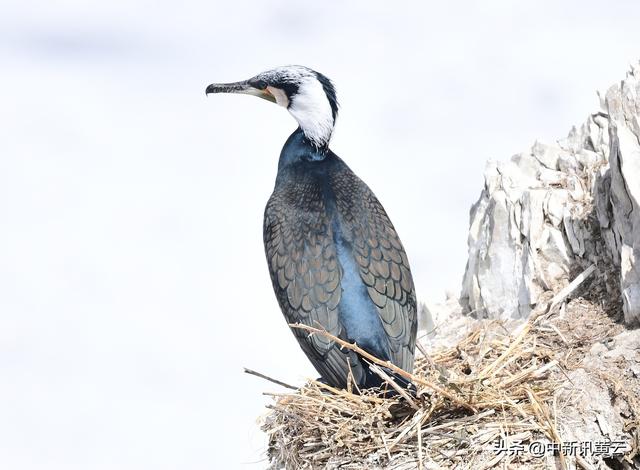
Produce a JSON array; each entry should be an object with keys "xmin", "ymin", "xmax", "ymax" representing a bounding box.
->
[{"xmin": 460, "ymin": 63, "xmax": 640, "ymax": 326}]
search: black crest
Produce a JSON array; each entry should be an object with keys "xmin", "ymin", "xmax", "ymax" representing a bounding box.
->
[{"xmin": 314, "ymin": 71, "xmax": 339, "ymax": 121}]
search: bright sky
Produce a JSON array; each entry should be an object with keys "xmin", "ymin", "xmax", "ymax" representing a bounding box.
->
[{"xmin": 1, "ymin": 1, "xmax": 640, "ymax": 468}]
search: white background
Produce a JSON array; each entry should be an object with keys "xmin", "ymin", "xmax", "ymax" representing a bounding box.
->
[{"xmin": 1, "ymin": 1, "xmax": 639, "ymax": 468}]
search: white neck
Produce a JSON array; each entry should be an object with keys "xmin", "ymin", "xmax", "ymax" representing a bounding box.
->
[{"xmin": 270, "ymin": 79, "xmax": 334, "ymax": 148}]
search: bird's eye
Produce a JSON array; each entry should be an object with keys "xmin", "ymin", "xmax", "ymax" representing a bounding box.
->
[{"xmin": 251, "ymin": 79, "xmax": 268, "ymax": 90}]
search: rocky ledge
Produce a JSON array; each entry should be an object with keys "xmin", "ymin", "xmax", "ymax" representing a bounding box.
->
[{"xmin": 460, "ymin": 63, "xmax": 640, "ymax": 326}]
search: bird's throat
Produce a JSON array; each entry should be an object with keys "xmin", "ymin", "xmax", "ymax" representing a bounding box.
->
[{"xmin": 287, "ymin": 97, "xmax": 335, "ymax": 148}]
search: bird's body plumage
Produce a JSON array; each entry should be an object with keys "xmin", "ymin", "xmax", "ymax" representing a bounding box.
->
[
  {"xmin": 207, "ymin": 65, "xmax": 417, "ymax": 389},
  {"xmin": 264, "ymin": 128, "xmax": 417, "ymax": 388}
]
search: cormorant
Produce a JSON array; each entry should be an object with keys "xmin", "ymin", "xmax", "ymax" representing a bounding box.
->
[{"xmin": 206, "ymin": 66, "xmax": 417, "ymax": 389}]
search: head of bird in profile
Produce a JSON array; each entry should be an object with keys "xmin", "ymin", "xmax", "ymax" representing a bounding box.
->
[{"xmin": 206, "ymin": 65, "xmax": 339, "ymax": 149}]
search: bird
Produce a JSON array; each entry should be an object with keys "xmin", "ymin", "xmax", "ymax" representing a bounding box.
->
[{"xmin": 206, "ymin": 65, "xmax": 417, "ymax": 390}]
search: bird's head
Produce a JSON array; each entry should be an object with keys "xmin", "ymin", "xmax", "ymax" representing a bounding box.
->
[{"xmin": 206, "ymin": 65, "xmax": 338, "ymax": 149}]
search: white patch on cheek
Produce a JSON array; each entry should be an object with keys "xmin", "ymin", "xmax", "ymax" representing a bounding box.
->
[
  {"xmin": 287, "ymin": 79, "xmax": 334, "ymax": 147},
  {"xmin": 267, "ymin": 86, "xmax": 289, "ymax": 108}
]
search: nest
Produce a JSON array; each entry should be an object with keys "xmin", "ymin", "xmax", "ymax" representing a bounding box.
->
[{"xmin": 257, "ymin": 271, "xmax": 639, "ymax": 469}]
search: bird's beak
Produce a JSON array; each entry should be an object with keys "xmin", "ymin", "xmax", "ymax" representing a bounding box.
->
[{"xmin": 205, "ymin": 80, "xmax": 276, "ymax": 103}]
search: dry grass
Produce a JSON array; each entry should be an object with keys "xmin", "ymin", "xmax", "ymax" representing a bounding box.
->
[{"xmin": 257, "ymin": 270, "xmax": 638, "ymax": 469}]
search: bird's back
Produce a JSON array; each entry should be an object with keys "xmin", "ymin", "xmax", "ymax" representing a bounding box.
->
[{"xmin": 263, "ymin": 153, "xmax": 417, "ymax": 388}]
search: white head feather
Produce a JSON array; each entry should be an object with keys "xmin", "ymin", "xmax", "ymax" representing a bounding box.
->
[{"xmin": 257, "ymin": 66, "xmax": 337, "ymax": 148}]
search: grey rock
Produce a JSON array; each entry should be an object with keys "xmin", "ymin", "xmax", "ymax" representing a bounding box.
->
[
  {"xmin": 461, "ymin": 62, "xmax": 640, "ymax": 325},
  {"xmin": 532, "ymin": 141, "xmax": 561, "ymax": 170}
]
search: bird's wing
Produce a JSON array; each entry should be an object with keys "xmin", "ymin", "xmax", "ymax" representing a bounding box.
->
[
  {"xmin": 264, "ymin": 195, "xmax": 364, "ymax": 388},
  {"xmin": 332, "ymin": 168, "xmax": 418, "ymax": 373}
]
